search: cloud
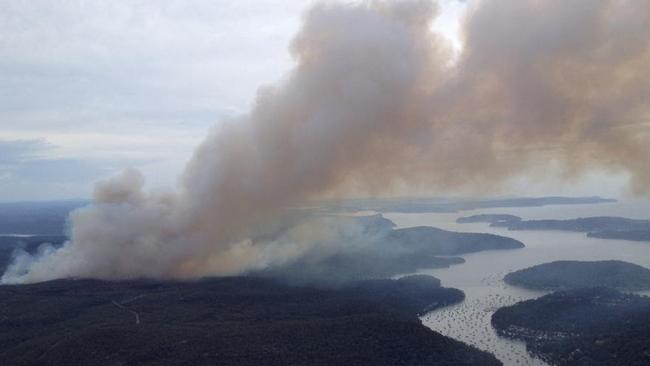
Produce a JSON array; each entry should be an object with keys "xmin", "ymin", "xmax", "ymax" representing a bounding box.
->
[
  {"xmin": 0, "ymin": 139, "xmax": 112, "ymax": 200},
  {"xmin": 0, "ymin": 0, "xmax": 307, "ymax": 128},
  {"xmin": 0, "ymin": 1, "xmax": 314, "ymax": 198},
  {"xmin": 0, "ymin": 139, "xmax": 52, "ymax": 164},
  {"xmin": 14, "ymin": 159, "xmax": 108, "ymax": 184}
]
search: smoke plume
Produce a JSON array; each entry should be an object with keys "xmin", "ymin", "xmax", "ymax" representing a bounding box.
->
[{"xmin": 3, "ymin": 0, "xmax": 650, "ymax": 283}]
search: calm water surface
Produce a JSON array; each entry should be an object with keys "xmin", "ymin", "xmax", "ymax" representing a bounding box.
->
[{"xmin": 384, "ymin": 200, "xmax": 650, "ymax": 366}]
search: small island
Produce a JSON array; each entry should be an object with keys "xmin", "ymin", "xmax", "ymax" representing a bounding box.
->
[
  {"xmin": 492, "ymin": 287, "xmax": 650, "ymax": 365},
  {"xmin": 587, "ymin": 229, "xmax": 650, "ymax": 242},
  {"xmin": 386, "ymin": 226, "xmax": 525, "ymax": 255},
  {"xmin": 327, "ymin": 196, "xmax": 616, "ymax": 214},
  {"xmin": 491, "ymin": 216, "xmax": 650, "ymax": 233},
  {"xmin": 456, "ymin": 214, "xmax": 650, "ymax": 243},
  {"xmin": 503, "ymin": 260, "xmax": 650, "ymax": 291}
]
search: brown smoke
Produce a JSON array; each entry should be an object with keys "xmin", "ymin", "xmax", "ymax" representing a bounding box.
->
[{"xmin": 3, "ymin": 0, "xmax": 650, "ymax": 283}]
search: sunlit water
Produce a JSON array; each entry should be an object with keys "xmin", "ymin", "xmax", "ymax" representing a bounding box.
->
[{"xmin": 384, "ymin": 200, "xmax": 650, "ymax": 366}]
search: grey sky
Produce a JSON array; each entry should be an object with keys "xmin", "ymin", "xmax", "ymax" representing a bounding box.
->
[
  {"xmin": 0, "ymin": 0, "xmax": 627, "ymax": 201},
  {"xmin": 1, "ymin": 0, "xmax": 311, "ymax": 200}
]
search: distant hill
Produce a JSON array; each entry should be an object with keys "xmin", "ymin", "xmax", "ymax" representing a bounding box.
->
[
  {"xmin": 492, "ymin": 288, "xmax": 650, "ymax": 365},
  {"xmin": 0, "ymin": 197, "xmax": 617, "ymax": 235},
  {"xmin": 457, "ymin": 215, "xmax": 650, "ymax": 243},
  {"xmin": 325, "ymin": 196, "xmax": 616, "ymax": 213},
  {"xmin": 491, "ymin": 216, "xmax": 650, "ymax": 233},
  {"xmin": 456, "ymin": 214, "xmax": 522, "ymax": 224},
  {"xmin": 588, "ymin": 229, "xmax": 650, "ymax": 242},
  {"xmin": 504, "ymin": 260, "xmax": 650, "ymax": 291},
  {"xmin": 0, "ymin": 276, "xmax": 501, "ymax": 366},
  {"xmin": 0, "ymin": 200, "xmax": 88, "ymax": 236},
  {"xmin": 386, "ymin": 226, "xmax": 525, "ymax": 255}
]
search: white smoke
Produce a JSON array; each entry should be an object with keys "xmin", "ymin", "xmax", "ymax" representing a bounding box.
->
[{"xmin": 3, "ymin": 0, "xmax": 650, "ymax": 283}]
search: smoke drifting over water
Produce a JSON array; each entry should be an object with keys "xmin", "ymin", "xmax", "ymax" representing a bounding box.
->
[{"xmin": 3, "ymin": 0, "xmax": 650, "ymax": 283}]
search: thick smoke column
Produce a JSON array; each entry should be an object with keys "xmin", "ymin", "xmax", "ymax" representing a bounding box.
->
[{"xmin": 3, "ymin": 0, "xmax": 650, "ymax": 283}]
